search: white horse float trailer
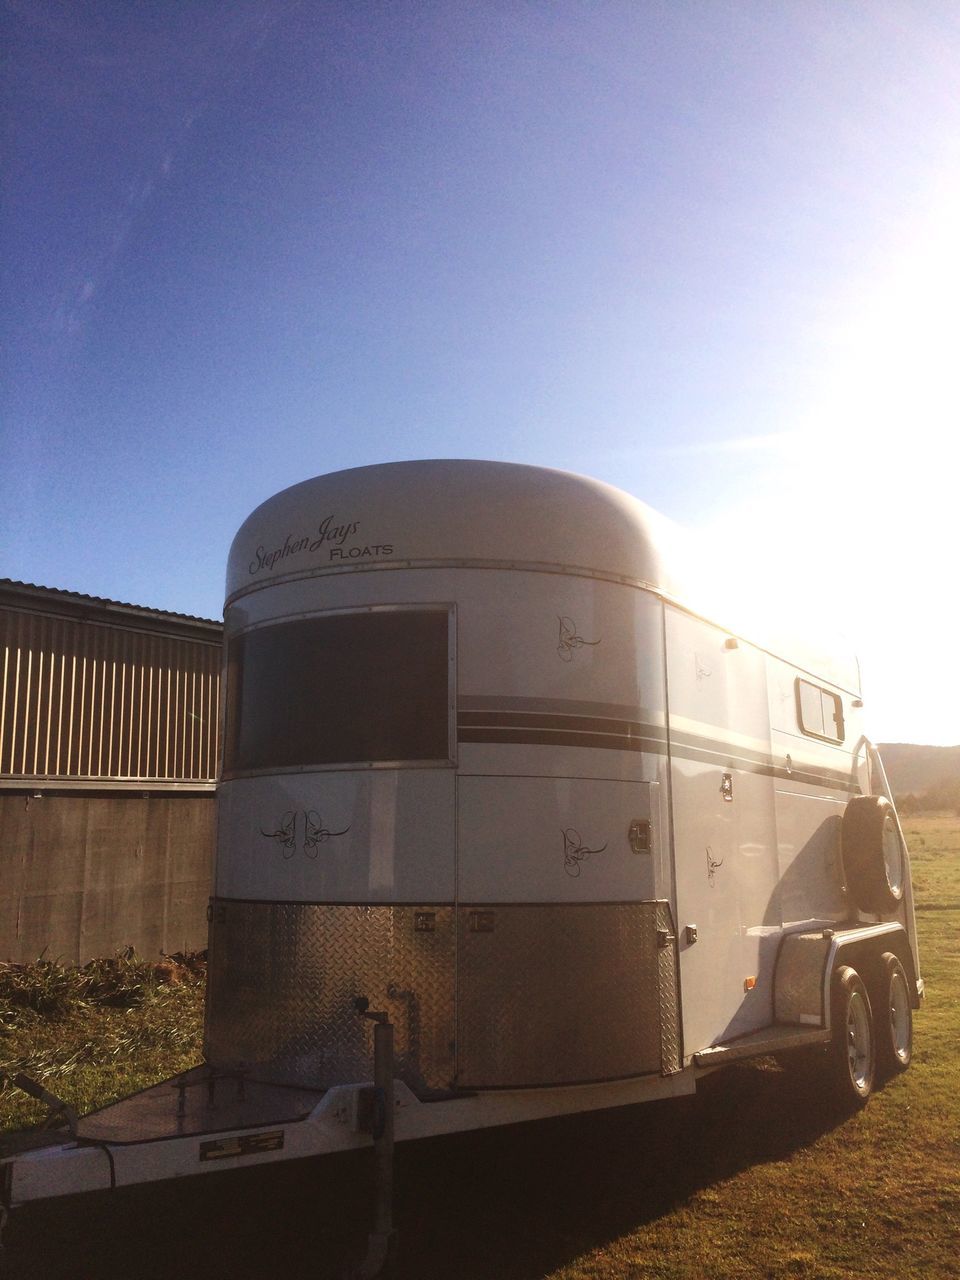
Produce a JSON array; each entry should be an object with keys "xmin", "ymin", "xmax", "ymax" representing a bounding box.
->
[{"xmin": 1, "ymin": 461, "xmax": 921, "ymax": 1260}]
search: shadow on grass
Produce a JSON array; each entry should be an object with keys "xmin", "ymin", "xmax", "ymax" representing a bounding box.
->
[{"xmin": 4, "ymin": 1061, "xmax": 862, "ymax": 1280}]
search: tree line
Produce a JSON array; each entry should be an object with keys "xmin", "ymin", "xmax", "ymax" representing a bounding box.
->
[{"xmin": 895, "ymin": 777, "xmax": 960, "ymax": 815}]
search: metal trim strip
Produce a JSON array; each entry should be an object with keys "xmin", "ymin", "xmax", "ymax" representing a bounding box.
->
[
  {"xmin": 224, "ymin": 556, "xmax": 665, "ymax": 608},
  {"xmin": 0, "ymin": 778, "xmax": 217, "ymax": 795},
  {"xmin": 458, "ymin": 728, "xmax": 666, "ymax": 754},
  {"xmin": 458, "ymin": 710, "xmax": 668, "ymax": 739},
  {"xmin": 212, "ymin": 897, "xmax": 670, "ymax": 909},
  {"xmin": 221, "ymin": 758, "xmax": 454, "ymax": 781}
]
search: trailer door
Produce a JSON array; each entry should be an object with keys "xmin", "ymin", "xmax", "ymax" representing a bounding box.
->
[
  {"xmin": 451, "ymin": 572, "xmax": 681, "ymax": 1088},
  {"xmin": 664, "ymin": 608, "xmax": 779, "ymax": 1056}
]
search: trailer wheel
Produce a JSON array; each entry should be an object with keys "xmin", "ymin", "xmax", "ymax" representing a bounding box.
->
[
  {"xmin": 829, "ymin": 965, "xmax": 875, "ymax": 1107},
  {"xmin": 841, "ymin": 795, "xmax": 905, "ymax": 914},
  {"xmin": 873, "ymin": 951, "xmax": 913, "ymax": 1077}
]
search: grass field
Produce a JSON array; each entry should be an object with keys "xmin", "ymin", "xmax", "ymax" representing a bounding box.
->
[{"xmin": 1, "ymin": 814, "xmax": 958, "ymax": 1279}]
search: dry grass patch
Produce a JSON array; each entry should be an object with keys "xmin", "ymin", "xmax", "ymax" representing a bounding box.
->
[{"xmin": 0, "ymin": 951, "xmax": 204, "ymax": 1137}]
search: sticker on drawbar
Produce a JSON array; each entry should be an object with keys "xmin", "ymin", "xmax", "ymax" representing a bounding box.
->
[{"xmin": 199, "ymin": 1130, "xmax": 284, "ymax": 1162}]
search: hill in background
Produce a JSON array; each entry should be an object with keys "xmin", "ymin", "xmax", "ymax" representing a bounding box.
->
[
  {"xmin": 879, "ymin": 742, "xmax": 960, "ymax": 811},
  {"xmin": 878, "ymin": 743, "xmax": 960, "ymax": 793}
]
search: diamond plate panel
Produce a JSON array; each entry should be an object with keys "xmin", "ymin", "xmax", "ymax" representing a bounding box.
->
[
  {"xmin": 774, "ymin": 930, "xmax": 830, "ymax": 1025},
  {"xmin": 204, "ymin": 900, "xmax": 456, "ymax": 1092},
  {"xmin": 456, "ymin": 902, "xmax": 667, "ymax": 1088},
  {"xmin": 656, "ymin": 901, "xmax": 682, "ymax": 1073}
]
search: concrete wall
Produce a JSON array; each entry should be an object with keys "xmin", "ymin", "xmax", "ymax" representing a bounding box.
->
[{"xmin": 0, "ymin": 792, "xmax": 215, "ymax": 964}]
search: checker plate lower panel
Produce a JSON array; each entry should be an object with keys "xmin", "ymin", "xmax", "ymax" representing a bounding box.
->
[
  {"xmin": 204, "ymin": 901, "xmax": 457, "ymax": 1091},
  {"xmin": 204, "ymin": 899, "xmax": 681, "ymax": 1091},
  {"xmin": 457, "ymin": 902, "xmax": 673, "ymax": 1087}
]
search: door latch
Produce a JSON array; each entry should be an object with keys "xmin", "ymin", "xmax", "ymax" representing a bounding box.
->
[{"xmin": 629, "ymin": 818, "xmax": 651, "ymax": 854}]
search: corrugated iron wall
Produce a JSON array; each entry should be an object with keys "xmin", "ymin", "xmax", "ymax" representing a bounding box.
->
[
  {"xmin": 0, "ymin": 585, "xmax": 222, "ymax": 960},
  {"xmin": 0, "ymin": 606, "xmax": 220, "ymax": 782}
]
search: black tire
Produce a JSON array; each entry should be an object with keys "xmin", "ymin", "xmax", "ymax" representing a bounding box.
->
[
  {"xmin": 873, "ymin": 951, "xmax": 913, "ymax": 1077},
  {"xmin": 828, "ymin": 965, "xmax": 875, "ymax": 1107},
  {"xmin": 842, "ymin": 795, "xmax": 906, "ymax": 914}
]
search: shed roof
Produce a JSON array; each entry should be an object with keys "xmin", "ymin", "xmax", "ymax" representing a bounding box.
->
[{"xmin": 0, "ymin": 579, "xmax": 221, "ymax": 641}]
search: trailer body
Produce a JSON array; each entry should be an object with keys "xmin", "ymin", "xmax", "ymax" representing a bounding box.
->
[{"xmin": 1, "ymin": 460, "xmax": 920, "ymax": 1207}]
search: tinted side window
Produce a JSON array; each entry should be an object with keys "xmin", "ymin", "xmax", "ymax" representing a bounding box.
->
[
  {"xmin": 796, "ymin": 678, "xmax": 844, "ymax": 743},
  {"xmin": 224, "ymin": 609, "xmax": 450, "ymax": 773}
]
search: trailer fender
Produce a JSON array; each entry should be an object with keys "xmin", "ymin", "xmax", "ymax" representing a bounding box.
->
[{"xmin": 773, "ymin": 922, "xmax": 912, "ymax": 1032}]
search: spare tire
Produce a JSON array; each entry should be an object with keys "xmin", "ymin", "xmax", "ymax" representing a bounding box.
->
[{"xmin": 842, "ymin": 795, "xmax": 906, "ymax": 914}]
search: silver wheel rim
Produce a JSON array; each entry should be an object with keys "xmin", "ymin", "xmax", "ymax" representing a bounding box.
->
[
  {"xmin": 846, "ymin": 991, "xmax": 872, "ymax": 1091},
  {"xmin": 881, "ymin": 815, "xmax": 904, "ymax": 897},
  {"xmin": 889, "ymin": 970, "xmax": 911, "ymax": 1062}
]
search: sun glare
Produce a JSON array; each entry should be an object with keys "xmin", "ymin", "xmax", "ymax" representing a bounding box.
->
[{"xmin": 700, "ymin": 199, "xmax": 960, "ymax": 744}]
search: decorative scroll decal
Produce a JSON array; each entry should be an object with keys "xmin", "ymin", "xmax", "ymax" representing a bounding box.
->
[
  {"xmin": 706, "ymin": 845, "xmax": 724, "ymax": 885},
  {"xmin": 260, "ymin": 811, "xmax": 350, "ymax": 858},
  {"xmin": 260, "ymin": 812, "xmax": 298, "ymax": 858},
  {"xmin": 557, "ymin": 615, "xmax": 601, "ymax": 662},
  {"xmin": 303, "ymin": 810, "xmax": 351, "ymax": 858},
  {"xmin": 562, "ymin": 827, "xmax": 608, "ymax": 877}
]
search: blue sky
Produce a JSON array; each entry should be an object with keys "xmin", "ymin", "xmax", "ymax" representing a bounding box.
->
[{"xmin": 2, "ymin": 2, "xmax": 959, "ymax": 744}]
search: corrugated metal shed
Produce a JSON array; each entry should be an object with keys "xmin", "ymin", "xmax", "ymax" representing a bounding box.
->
[
  {"xmin": 0, "ymin": 580, "xmax": 223, "ymax": 959},
  {"xmin": 0, "ymin": 580, "xmax": 222, "ymax": 789}
]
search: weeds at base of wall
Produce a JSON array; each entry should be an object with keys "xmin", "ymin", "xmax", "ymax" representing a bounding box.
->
[{"xmin": 0, "ymin": 950, "xmax": 205, "ymax": 1137}]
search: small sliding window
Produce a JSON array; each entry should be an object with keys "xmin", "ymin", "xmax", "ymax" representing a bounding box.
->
[
  {"xmin": 796, "ymin": 678, "xmax": 845, "ymax": 744},
  {"xmin": 224, "ymin": 607, "xmax": 453, "ymax": 774}
]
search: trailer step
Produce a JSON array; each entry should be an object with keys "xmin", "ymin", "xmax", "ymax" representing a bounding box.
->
[{"xmin": 694, "ymin": 1025, "xmax": 829, "ymax": 1068}]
